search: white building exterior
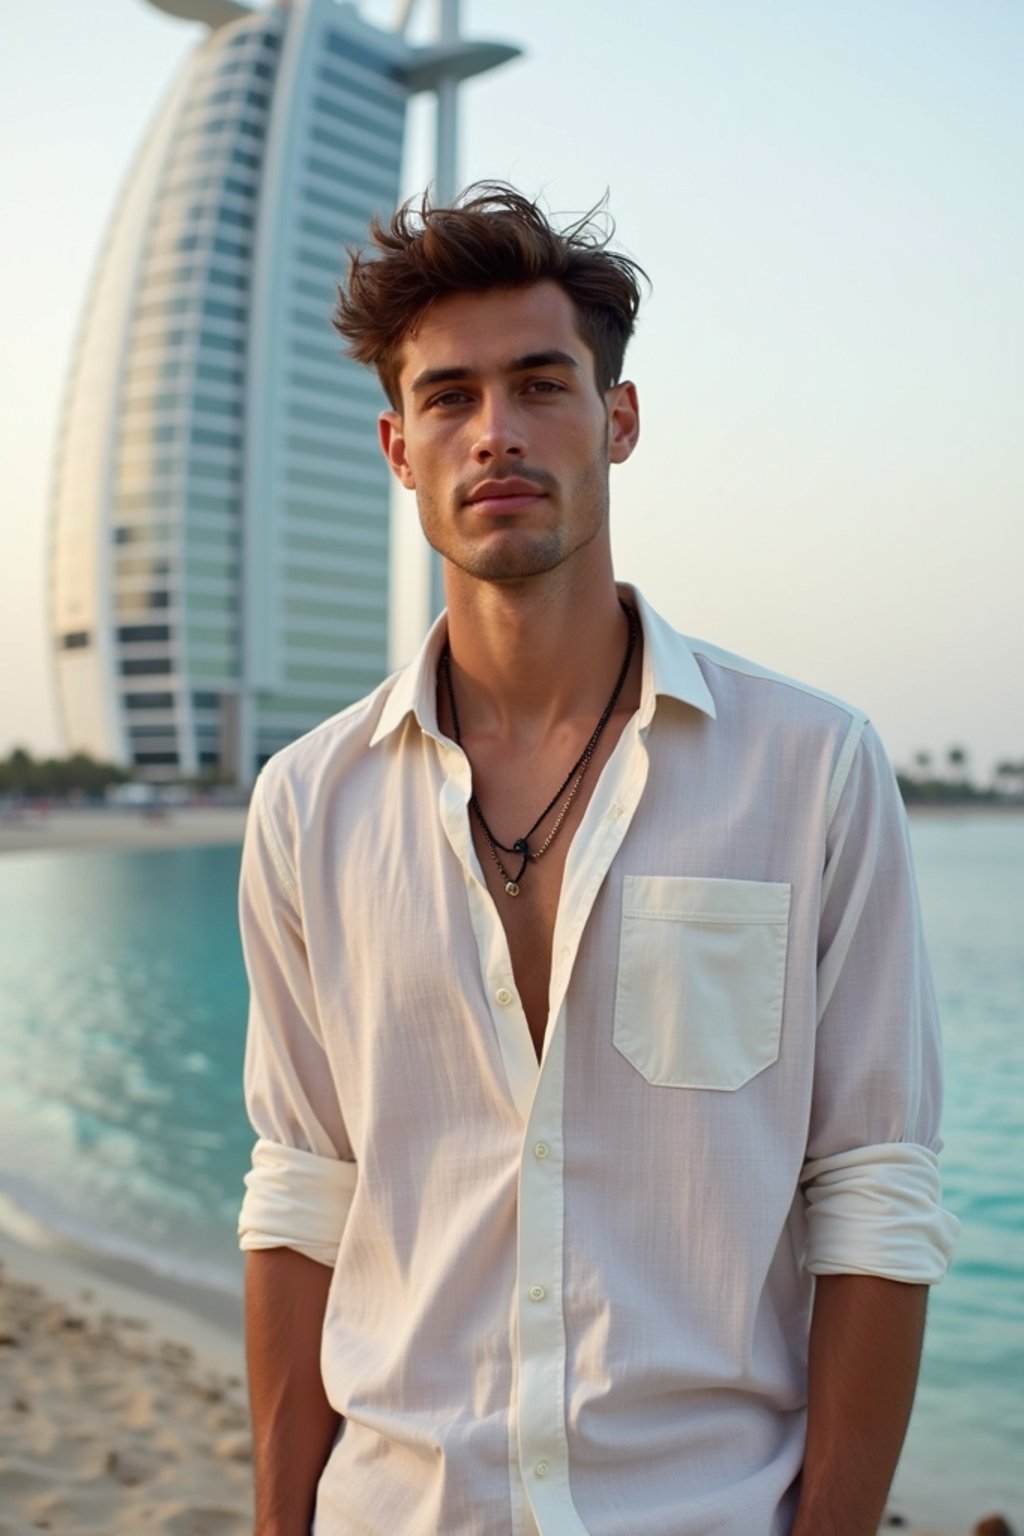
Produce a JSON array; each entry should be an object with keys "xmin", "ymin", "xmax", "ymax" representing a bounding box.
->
[{"xmin": 50, "ymin": 0, "xmax": 517, "ymax": 782}]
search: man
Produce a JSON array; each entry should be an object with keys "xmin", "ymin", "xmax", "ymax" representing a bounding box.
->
[{"xmin": 238, "ymin": 185, "xmax": 958, "ymax": 1536}]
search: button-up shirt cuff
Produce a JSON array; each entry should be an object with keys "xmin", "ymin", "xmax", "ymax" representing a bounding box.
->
[
  {"xmin": 237, "ymin": 1136, "xmax": 357, "ymax": 1269},
  {"xmin": 801, "ymin": 1141, "xmax": 960, "ymax": 1284}
]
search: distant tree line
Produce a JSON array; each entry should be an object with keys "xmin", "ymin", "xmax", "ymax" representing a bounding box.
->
[
  {"xmin": 897, "ymin": 745, "xmax": 1024, "ymax": 805},
  {"xmin": 2, "ymin": 744, "xmax": 1023, "ymax": 806},
  {"xmin": 0, "ymin": 747, "xmax": 130, "ymax": 800}
]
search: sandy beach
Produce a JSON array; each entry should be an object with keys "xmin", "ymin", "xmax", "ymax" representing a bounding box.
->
[{"xmin": 0, "ymin": 805, "xmax": 249, "ymax": 858}]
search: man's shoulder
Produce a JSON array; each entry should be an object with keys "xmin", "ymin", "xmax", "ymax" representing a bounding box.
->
[
  {"xmin": 256, "ymin": 669, "xmax": 402, "ymax": 805},
  {"xmin": 633, "ymin": 588, "xmax": 869, "ymax": 742},
  {"xmin": 678, "ymin": 634, "xmax": 877, "ymax": 817},
  {"xmin": 685, "ymin": 634, "xmax": 869, "ymax": 733}
]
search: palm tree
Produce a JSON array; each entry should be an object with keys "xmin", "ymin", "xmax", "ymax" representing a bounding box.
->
[
  {"xmin": 995, "ymin": 760, "xmax": 1024, "ymax": 799},
  {"xmin": 946, "ymin": 745, "xmax": 969, "ymax": 785}
]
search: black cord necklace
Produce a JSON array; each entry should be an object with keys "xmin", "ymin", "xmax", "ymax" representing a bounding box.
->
[{"xmin": 440, "ymin": 602, "xmax": 638, "ymax": 897}]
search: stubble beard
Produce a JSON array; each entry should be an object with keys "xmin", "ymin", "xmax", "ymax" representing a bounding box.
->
[{"xmin": 418, "ymin": 461, "xmax": 611, "ymax": 586}]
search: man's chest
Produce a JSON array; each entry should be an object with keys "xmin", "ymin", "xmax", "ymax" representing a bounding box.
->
[
  {"xmin": 463, "ymin": 714, "xmax": 634, "ymax": 1058},
  {"xmin": 300, "ymin": 718, "xmax": 824, "ymax": 1140}
]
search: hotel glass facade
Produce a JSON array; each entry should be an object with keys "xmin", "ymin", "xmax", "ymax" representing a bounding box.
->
[{"xmin": 50, "ymin": 0, "xmax": 516, "ymax": 781}]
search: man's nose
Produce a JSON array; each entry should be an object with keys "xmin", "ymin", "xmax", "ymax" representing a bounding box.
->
[{"xmin": 471, "ymin": 393, "xmax": 526, "ymax": 461}]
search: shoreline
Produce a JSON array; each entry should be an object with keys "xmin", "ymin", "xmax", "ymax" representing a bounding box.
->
[
  {"xmin": 904, "ymin": 800, "xmax": 1024, "ymax": 816},
  {"xmin": 0, "ymin": 804, "xmax": 249, "ymax": 857},
  {"xmin": 0, "ymin": 798, "xmax": 1020, "ymax": 859},
  {"xmin": 0, "ymin": 1194, "xmax": 243, "ymax": 1362}
]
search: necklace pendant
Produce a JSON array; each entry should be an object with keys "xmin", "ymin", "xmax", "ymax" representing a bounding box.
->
[{"xmin": 505, "ymin": 880, "xmax": 520, "ymax": 897}]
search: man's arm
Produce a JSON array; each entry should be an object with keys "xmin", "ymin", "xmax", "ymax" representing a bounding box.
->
[
  {"xmin": 246, "ymin": 1247, "xmax": 341, "ymax": 1536},
  {"xmin": 791, "ymin": 1274, "xmax": 928, "ymax": 1536}
]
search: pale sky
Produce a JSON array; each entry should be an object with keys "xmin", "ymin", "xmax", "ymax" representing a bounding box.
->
[{"xmin": 2, "ymin": 0, "xmax": 1021, "ymax": 778}]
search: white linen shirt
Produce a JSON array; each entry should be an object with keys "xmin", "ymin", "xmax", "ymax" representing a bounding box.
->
[{"xmin": 238, "ymin": 585, "xmax": 958, "ymax": 1536}]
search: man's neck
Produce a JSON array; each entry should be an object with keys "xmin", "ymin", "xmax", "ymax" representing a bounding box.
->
[{"xmin": 441, "ymin": 564, "xmax": 631, "ymax": 747}]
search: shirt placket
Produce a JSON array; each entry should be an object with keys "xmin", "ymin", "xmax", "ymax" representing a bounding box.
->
[
  {"xmin": 434, "ymin": 736, "xmax": 539, "ymax": 1119},
  {"xmin": 515, "ymin": 720, "xmax": 650, "ymax": 1535}
]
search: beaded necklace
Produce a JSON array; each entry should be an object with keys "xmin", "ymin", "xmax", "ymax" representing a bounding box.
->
[{"xmin": 440, "ymin": 603, "xmax": 638, "ymax": 896}]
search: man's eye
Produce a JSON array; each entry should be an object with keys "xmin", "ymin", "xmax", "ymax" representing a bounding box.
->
[
  {"xmin": 429, "ymin": 390, "xmax": 469, "ymax": 408},
  {"xmin": 524, "ymin": 379, "xmax": 564, "ymax": 394}
]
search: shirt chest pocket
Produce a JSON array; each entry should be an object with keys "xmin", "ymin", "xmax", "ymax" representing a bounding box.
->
[{"xmin": 613, "ymin": 875, "xmax": 792, "ymax": 1090}]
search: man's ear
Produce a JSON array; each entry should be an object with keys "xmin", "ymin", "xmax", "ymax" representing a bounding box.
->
[
  {"xmin": 379, "ymin": 411, "xmax": 416, "ymax": 489},
  {"xmin": 606, "ymin": 381, "xmax": 640, "ymax": 465}
]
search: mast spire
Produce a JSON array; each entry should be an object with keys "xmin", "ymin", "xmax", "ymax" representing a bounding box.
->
[{"xmin": 434, "ymin": 0, "xmax": 460, "ymax": 204}]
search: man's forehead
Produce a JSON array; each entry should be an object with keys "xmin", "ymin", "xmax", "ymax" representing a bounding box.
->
[{"xmin": 397, "ymin": 281, "xmax": 592, "ymax": 383}]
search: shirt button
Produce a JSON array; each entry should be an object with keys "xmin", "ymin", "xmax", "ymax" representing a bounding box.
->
[
  {"xmin": 533, "ymin": 1142, "xmax": 549, "ymax": 1160},
  {"xmin": 534, "ymin": 1460, "xmax": 549, "ymax": 1478},
  {"xmin": 495, "ymin": 987, "xmax": 513, "ymax": 1006},
  {"xmin": 528, "ymin": 1284, "xmax": 546, "ymax": 1302}
]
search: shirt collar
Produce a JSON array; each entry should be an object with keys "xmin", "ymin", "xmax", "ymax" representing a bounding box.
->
[
  {"xmin": 370, "ymin": 609, "xmax": 450, "ymax": 748},
  {"xmin": 623, "ymin": 583, "xmax": 717, "ymax": 727},
  {"xmin": 369, "ymin": 583, "xmax": 716, "ymax": 749}
]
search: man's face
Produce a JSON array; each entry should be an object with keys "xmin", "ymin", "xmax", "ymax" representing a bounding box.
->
[{"xmin": 379, "ymin": 282, "xmax": 639, "ymax": 585}]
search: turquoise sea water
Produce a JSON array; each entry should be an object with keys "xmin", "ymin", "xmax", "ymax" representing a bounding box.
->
[{"xmin": 0, "ymin": 814, "xmax": 1021, "ymax": 1530}]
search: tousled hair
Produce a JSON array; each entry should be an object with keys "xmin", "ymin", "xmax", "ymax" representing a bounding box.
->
[{"xmin": 332, "ymin": 183, "xmax": 647, "ymax": 409}]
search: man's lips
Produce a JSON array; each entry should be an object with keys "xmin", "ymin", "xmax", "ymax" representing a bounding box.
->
[{"xmin": 463, "ymin": 479, "xmax": 549, "ymax": 513}]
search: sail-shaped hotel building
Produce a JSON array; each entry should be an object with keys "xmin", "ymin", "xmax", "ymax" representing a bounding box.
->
[{"xmin": 50, "ymin": 0, "xmax": 517, "ymax": 782}]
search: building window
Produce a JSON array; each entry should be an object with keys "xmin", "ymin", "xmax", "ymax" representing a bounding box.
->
[
  {"xmin": 221, "ymin": 176, "xmax": 256, "ymax": 203},
  {"xmin": 188, "ymin": 456, "xmax": 242, "ymax": 482},
  {"xmin": 202, "ymin": 298, "xmax": 247, "ymax": 324},
  {"xmin": 190, "ymin": 426, "xmax": 243, "ymax": 451},
  {"xmin": 129, "ymin": 726, "xmax": 178, "ymax": 742},
  {"xmin": 198, "ymin": 331, "xmax": 246, "ymax": 357},
  {"xmin": 217, "ymin": 206, "xmax": 254, "ymax": 232},
  {"xmin": 193, "ymin": 394, "xmax": 243, "ymax": 419},
  {"xmin": 116, "ymin": 557, "xmax": 171, "ymax": 578},
  {"xmin": 124, "ymin": 692, "xmax": 175, "ymax": 710},
  {"xmin": 324, "ymin": 31, "xmax": 401, "ymax": 81},
  {"xmin": 121, "ymin": 658, "xmax": 173, "ymax": 677},
  {"xmin": 59, "ymin": 630, "xmax": 90, "ymax": 650},
  {"xmin": 117, "ymin": 624, "xmax": 172, "ymax": 644},
  {"xmin": 306, "ymin": 133, "xmax": 394, "ymax": 200},
  {"xmin": 193, "ymin": 692, "xmax": 220, "ymax": 710},
  {"xmin": 208, "ymin": 266, "xmax": 250, "ymax": 291},
  {"xmin": 213, "ymin": 235, "xmax": 249, "ymax": 261},
  {"xmin": 318, "ymin": 64, "xmax": 404, "ymax": 120},
  {"xmin": 195, "ymin": 361, "xmax": 244, "ymax": 387},
  {"xmin": 134, "ymin": 751, "xmax": 180, "ymax": 767}
]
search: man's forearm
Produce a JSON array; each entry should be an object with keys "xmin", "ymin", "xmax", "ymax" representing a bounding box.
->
[
  {"xmin": 246, "ymin": 1247, "xmax": 341, "ymax": 1536},
  {"xmin": 791, "ymin": 1273, "xmax": 928, "ymax": 1536}
]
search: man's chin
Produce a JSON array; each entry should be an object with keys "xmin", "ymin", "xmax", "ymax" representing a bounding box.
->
[{"xmin": 437, "ymin": 534, "xmax": 567, "ymax": 584}]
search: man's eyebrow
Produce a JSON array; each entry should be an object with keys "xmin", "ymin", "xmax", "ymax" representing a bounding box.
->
[
  {"xmin": 409, "ymin": 366, "xmax": 474, "ymax": 394},
  {"xmin": 408, "ymin": 350, "xmax": 581, "ymax": 395},
  {"xmin": 509, "ymin": 349, "xmax": 580, "ymax": 372}
]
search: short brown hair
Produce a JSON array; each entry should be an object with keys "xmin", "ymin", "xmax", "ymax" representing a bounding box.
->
[{"xmin": 332, "ymin": 183, "xmax": 647, "ymax": 409}]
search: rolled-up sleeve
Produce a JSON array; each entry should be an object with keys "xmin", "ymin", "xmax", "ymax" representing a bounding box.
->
[
  {"xmin": 801, "ymin": 721, "xmax": 959, "ymax": 1283},
  {"xmin": 237, "ymin": 770, "xmax": 356, "ymax": 1268}
]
